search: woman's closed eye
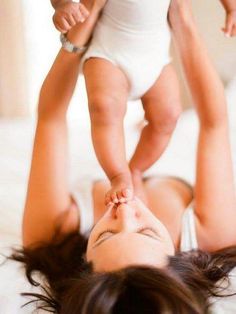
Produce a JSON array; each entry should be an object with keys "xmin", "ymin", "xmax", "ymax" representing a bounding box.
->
[{"xmin": 95, "ymin": 227, "xmax": 160, "ymax": 244}]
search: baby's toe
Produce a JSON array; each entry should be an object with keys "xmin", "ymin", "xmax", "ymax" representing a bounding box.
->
[
  {"xmin": 122, "ymin": 188, "xmax": 133, "ymax": 200},
  {"xmin": 105, "ymin": 194, "xmax": 111, "ymax": 206},
  {"xmin": 111, "ymin": 192, "xmax": 119, "ymax": 204},
  {"xmin": 117, "ymin": 190, "xmax": 126, "ymax": 203}
]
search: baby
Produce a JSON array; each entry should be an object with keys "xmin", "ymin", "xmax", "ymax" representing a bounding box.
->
[{"xmin": 51, "ymin": 0, "xmax": 236, "ymax": 206}]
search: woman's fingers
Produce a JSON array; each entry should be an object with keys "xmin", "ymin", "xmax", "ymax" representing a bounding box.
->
[
  {"xmin": 65, "ymin": 14, "xmax": 77, "ymax": 27},
  {"xmin": 223, "ymin": 12, "xmax": 236, "ymax": 37},
  {"xmin": 54, "ymin": 22, "xmax": 66, "ymax": 33},
  {"xmin": 79, "ymin": 3, "xmax": 90, "ymax": 20},
  {"xmin": 72, "ymin": 4, "xmax": 90, "ymax": 24},
  {"xmin": 224, "ymin": 21, "xmax": 234, "ymax": 37},
  {"xmin": 59, "ymin": 18, "xmax": 71, "ymax": 33},
  {"xmin": 53, "ymin": 2, "xmax": 90, "ymax": 33},
  {"xmin": 53, "ymin": 15, "xmax": 67, "ymax": 33},
  {"xmin": 72, "ymin": 10, "xmax": 86, "ymax": 24},
  {"xmin": 232, "ymin": 25, "xmax": 236, "ymax": 37}
]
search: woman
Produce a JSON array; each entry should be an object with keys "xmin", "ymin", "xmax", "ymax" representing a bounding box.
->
[{"xmin": 12, "ymin": 0, "xmax": 236, "ymax": 313}]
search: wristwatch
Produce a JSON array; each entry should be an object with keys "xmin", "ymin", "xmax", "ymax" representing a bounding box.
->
[{"xmin": 60, "ymin": 33, "xmax": 88, "ymax": 54}]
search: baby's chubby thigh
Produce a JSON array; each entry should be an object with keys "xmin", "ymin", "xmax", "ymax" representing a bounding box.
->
[
  {"xmin": 141, "ymin": 63, "xmax": 182, "ymax": 136},
  {"xmin": 83, "ymin": 57, "xmax": 130, "ymax": 124}
]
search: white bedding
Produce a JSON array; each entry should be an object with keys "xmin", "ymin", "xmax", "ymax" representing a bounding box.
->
[{"xmin": 0, "ymin": 79, "xmax": 236, "ymax": 313}]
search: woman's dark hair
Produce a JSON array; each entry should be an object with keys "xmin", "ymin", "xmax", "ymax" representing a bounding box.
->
[{"xmin": 10, "ymin": 230, "xmax": 236, "ymax": 314}]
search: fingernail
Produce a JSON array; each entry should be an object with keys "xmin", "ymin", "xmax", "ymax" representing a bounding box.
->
[{"xmin": 225, "ymin": 33, "xmax": 230, "ymax": 38}]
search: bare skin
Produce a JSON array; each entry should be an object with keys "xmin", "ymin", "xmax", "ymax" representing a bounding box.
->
[
  {"xmin": 220, "ymin": 0, "xmax": 236, "ymax": 36},
  {"xmin": 52, "ymin": 1, "xmax": 89, "ymax": 33},
  {"xmin": 83, "ymin": 58, "xmax": 132, "ymax": 205},
  {"xmin": 50, "ymin": 0, "xmax": 236, "ymax": 37},
  {"xmin": 92, "ymin": 176, "xmax": 193, "ymax": 249},
  {"xmin": 129, "ymin": 63, "xmax": 182, "ymax": 176},
  {"xmin": 23, "ymin": 0, "xmax": 236, "ymax": 273},
  {"xmin": 50, "ymin": 0, "xmax": 236, "ymax": 208},
  {"xmin": 84, "ymin": 58, "xmax": 182, "ymax": 206}
]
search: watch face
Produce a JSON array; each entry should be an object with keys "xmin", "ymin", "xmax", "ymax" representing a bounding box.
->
[
  {"xmin": 60, "ymin": 33, "xmax": 87, "ymax": 54},
  {"xmin": 66, "ymin": 42, "xmax": 73, "ymax": 53}
]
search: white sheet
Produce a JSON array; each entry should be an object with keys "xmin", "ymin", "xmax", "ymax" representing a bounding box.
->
[{"xmin": 0, "ymin": 80, "xmax": 236, "ymax": 313}]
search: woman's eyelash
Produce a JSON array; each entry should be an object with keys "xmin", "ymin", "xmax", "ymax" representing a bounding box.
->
[
  {"xmin": 138, "ymin": 227, "xmax": 160, "ymax": 238},
  {"xmin": 96, "ymin": 227, "xmax": 159, "ymax": 242},
  {"xmin": 96, "ymin": 229, "xmax": 115, "ymax": 241},
  {"xmin": 137, "ymin": 227, "xmax": 154, "ymax": 233}
]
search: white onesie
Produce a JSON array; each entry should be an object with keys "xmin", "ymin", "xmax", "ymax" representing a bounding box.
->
[{"xmin": 82, "ymin": 0, "xmax": 172, "ymax": 100}]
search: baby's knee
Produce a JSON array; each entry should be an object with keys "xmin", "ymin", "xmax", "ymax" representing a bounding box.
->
[
  {"xmin": 149, "ymin": 106, "xmax": 182, "ymax": 134},
  {"xmin": 88, "ymin": 95, "xmax": 124, "ymax": 124}
]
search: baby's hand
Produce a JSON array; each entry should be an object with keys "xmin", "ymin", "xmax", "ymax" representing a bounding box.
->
[
  {"xmin": 222, "ymin": 10, "xmax": 236, "ymax": 37},
  {"xmin": 53, "ymin": 2, "xmax": 90, "ymax": 33}
]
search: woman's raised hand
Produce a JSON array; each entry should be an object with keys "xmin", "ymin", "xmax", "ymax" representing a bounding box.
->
[
  {"xmin": 53, "ymin": 2, "xmax": 90, "ymax": 33},
  {"xmin": 222, "ymin": 10, "xmax": 236, "ymax": 37}
]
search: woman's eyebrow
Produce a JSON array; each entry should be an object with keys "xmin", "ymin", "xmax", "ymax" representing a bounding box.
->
[
  {"xmin": 90, "ymin": 224, "xmax": 97, "ymax": 232},
  {"xmin": 92, "ymin": 232, "xmax": 158, "ymax": 249}
]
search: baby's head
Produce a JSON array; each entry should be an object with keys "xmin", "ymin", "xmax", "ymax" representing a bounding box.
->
[{"xmin": 86, "ymin": 197, "xmax": 175, "ymax": 272}]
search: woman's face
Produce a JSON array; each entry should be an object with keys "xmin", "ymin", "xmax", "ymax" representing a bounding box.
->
[{"xmin": 86, "ymin": 197, "xmax": 175, "ymax": 272}]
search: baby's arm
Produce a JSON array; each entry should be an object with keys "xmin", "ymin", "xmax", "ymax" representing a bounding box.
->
[
  {"xmin": 219, "ymin": 0, "xmax": 236, "ymax": 36},
  {"xmin": 50, "ymin": 0, "xmax": 90, "ymax": 33}
]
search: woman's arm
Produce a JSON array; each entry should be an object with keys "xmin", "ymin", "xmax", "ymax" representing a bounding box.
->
[
  {"xmin": 169, "ymin": 1, "xmax": 236, "ymax": 251},
  {"xmin": 219, "ymin": 0, "xmax": 236, "ymax": 37},
  {"xmin": 51, "ymin": 0, "xmax": 70, "ymax": 9},
  {"xmin": 23, "ymin": 2, "xmax": 104, "ymax": 248},
  {"xmin": 220, "ymin": 0, "xmax": 236, "ymax": 12}
]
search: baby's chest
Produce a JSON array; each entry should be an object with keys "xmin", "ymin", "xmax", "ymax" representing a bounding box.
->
[{"xmin": 103, "ymin": 0, "xmax": 171, "ymax": 25}]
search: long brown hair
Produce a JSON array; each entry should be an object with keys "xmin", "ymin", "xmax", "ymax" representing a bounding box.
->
[{"xmin": 10, "ymin": 230, "xmax": 236, "ymax": 314}]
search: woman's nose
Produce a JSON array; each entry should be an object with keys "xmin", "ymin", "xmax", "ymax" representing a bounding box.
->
[{"xmin": 115, "ymin": 203, "xmax": 139, "ymax": 220}]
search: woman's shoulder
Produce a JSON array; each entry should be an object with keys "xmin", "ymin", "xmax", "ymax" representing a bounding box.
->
[
  {"xmin": 70, "ymin": 178, "xmax": 97, "ymax": 234},
  {"xmin": 144, "ymin": 176, "xmax": 194, "ymax": 248},
  {"xmin": 70, "ymin": 178, "xmax": 110, "ymax": 232}
]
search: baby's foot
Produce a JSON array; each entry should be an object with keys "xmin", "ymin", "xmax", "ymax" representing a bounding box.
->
[
  {"xmin": 105, "ymin": 173, "xmax": 133, "ymax": 206},
  {"xmin": 131, "ymin": 169, "xmax": 148, "ymax": 206}
]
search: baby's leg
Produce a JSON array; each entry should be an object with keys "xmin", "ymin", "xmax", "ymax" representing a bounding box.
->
[
  {"xmin": 83, "ymin": 58, "xmax": 132, "ymax": 205},
  {"xmin": 129, "ymin": 63, "xmax": 182, "ymax": 176}
]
